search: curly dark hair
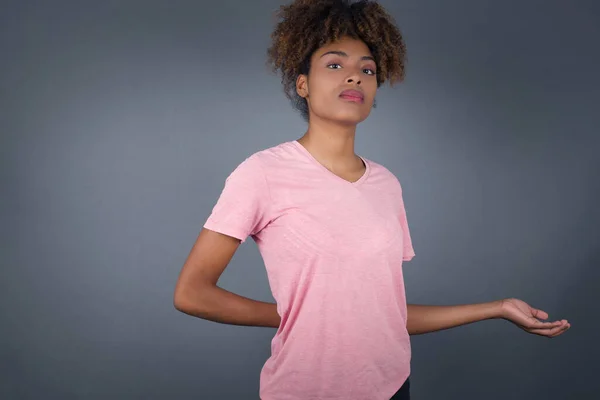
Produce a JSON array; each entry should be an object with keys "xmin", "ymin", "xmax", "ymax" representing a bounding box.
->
[{"xmin": 266, "ymin": 0, "xmax": 407, "ymax": 120}]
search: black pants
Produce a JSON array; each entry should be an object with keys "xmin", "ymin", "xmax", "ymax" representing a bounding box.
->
[{"xmin": 389, "ymin": 377, "xmax": 410, "ymax": 400}]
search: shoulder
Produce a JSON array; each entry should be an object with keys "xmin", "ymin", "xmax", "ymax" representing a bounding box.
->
[
  {"xmin": 226, "ymin": 141, "xmax": 297, "ymax": 180},
  {"xmin": 249, "ymin": 141, "xmax": 299, "ymax": 166},
  {"xmin": 233, "ymin": 141, "xmax": 300, "ymax": 175}
]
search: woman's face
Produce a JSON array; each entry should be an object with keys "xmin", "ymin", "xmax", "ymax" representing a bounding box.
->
[{"xmin": 297, "ymin": 36, "xmax": 378, "ymax": 125}]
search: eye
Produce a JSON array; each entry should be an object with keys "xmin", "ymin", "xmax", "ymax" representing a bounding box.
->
[
  {"xmin": 327, "ymin": 63, "xmax": 342, "ymax": 69},
  {"xmin": 363, "ymin": 68, "xmax": 376, "ymax": 76}
]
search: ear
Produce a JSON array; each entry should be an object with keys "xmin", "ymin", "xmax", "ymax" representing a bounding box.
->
[{"xmin": 296, "ymin": 74, "xmax": 309, "ymax": 98}]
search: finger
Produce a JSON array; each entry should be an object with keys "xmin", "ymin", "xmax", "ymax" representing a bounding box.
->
[
  {"xmin": 531, "ymin": 308, "xmax": 549, "ymax": 320},
  {"xmin": 556, "ymin": 319, "xmax": 569, "ymax": 328},
  {"xmin": 528, "ymin": 325, "xmax": 564, "ymax": 337},
  {"xmin": 526, "ymin": 319, "xmax": 563, "ymax": 329},
  {"xmin": 529, "ymin": 321, "xmax": 570, "ymax": 337},
  {"xmin": 549, "ymin": 323, "xmax": 571, "ymax": 338},
  {"xmin": 526, "ymin": 319, "xmax": 565, "ymax": 332}
]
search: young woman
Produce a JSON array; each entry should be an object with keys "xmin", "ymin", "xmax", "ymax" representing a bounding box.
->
[{"xmin": 174, "ymin": 1, "xmax": 570, "ymax": 399}]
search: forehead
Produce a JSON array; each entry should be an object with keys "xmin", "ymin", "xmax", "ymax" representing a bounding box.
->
[{"xmin": 314, "ymin": 36, "xmax": 373, "ymax": 58}]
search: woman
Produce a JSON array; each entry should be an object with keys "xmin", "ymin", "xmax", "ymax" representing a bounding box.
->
[{"xmin": 173, "ymin": 1, "xmax": 570, "ymax": 399}]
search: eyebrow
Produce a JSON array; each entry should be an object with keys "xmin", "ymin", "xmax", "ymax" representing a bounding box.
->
[{"xmin": 320, "ymin": 50, "xmax": 375, "ymax": 62}]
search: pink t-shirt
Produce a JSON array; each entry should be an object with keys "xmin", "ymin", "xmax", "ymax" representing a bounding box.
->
[{"xmin": 204, "ymin": 140, "xmax": 415, "ymax": 400}]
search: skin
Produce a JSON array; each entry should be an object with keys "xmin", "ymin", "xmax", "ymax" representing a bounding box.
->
[{"xmin": 173, "ymin": 36, "xmax": 570, "ymax": 338}]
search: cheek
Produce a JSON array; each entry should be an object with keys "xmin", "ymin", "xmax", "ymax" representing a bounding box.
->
[
  {"xmin": 308, "ymin": 73, "xmax": 335, "ymax": 95},
  {"xmin": 364, "ymin": 79, "xmax": 378, "ymax": 97},
  {"xmin": 307, "ymin": 80, "xmax": 336, "ymax": 109}
]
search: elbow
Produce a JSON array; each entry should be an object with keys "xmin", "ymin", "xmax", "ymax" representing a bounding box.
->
[
  {"xmin": 173, "ymin": 289, "xmax": 199, "ymax": 314},
  {"xmin": 173, "ymin": 289, "xmax": 190, "ymax": 314},
  {"xmin": 173, "ymin": 282, "xmax": 210, "ymax": 317}
]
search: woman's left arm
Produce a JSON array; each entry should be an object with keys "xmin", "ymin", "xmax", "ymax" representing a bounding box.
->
[{"xmin": 406, "ymin": 298, "xmax": 570, "ymax": 337}]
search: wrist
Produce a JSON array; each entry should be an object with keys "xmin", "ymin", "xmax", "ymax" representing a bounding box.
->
[{"xmin": 487, "ymin": 299, "xmax": 506, "ymax": 320}]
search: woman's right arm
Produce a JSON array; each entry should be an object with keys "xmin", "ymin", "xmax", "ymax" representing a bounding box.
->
[{"xmin": 173, "ymin": 228, "xmax": 281, "ymax": 328}]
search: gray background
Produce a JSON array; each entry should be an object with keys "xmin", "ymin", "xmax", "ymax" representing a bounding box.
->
[{"xmin": 2, "ymin": 0, "xmax": 598, "ymax": 399}]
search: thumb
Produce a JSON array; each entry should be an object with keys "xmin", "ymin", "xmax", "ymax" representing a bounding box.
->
[{"xmin": 531, "ymin": 308, "xmax": 549, "ymax": 320}]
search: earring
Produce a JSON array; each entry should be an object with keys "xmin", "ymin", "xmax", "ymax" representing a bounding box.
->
[{"xmin": 373, "ymin": 98, "xmax": 377, "ymax": 108}]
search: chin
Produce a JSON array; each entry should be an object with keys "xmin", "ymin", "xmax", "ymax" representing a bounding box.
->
[
  {"xmin": 332, "ymin": 109, "xmax": 371, "ymax": 125},
  {"xmin": 311, "ymin": 104, "xmax": 372, "ymax": 125}
]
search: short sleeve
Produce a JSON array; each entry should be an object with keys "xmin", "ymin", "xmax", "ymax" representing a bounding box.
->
[
  {"xmin": 203, "ymin": 155, "xmax": 273, "ymax": 243},
  {"xmin": 398, "ymin": 184, "xmax": 416, "ymax": 262}
]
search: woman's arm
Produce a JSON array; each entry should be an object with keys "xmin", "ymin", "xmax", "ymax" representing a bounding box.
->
[
  {"xmin": 407, "ymin": 299, "xmax": 570, "ymax": 337},
  {"xmin": 173, "ymin": 228, "xmax": 280, "ymax": 328},
  {"xmin": 407, "ymin": 302, "xmax": 500, "ymax": 335}
]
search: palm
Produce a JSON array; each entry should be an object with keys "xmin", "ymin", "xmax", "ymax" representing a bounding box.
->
[{"xmin": 500, "ymin": 298, "xmax": 570, "ymax": 338}]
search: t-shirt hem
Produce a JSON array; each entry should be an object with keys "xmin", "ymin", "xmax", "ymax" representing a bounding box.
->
[{"xmin": 203, "ymin": 220, "xmax": 248, "ymax": 243}]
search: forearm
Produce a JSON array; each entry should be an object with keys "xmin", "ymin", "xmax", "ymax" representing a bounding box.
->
[
  {"xmin": 406, "ymin": 301, "xmax": 502, "ymax": 335},
  {"xmin": 174, "ymin": 284, "xmax": 281, "ymax": 328}
]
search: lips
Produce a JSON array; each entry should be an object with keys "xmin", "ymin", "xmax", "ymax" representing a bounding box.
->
[{"xmin": 339, "ymin": 89, "xmax": 364, "ymax": 103}]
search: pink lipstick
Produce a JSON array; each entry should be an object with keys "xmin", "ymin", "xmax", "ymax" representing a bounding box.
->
[{"xmin": 339, "ymin": 89, "xmax": 364, "ymax": 104}]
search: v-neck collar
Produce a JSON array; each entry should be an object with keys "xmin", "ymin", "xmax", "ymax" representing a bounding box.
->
[{"xmin": 291, "ymin": 140, "xmax": 370, "ymax": 187}]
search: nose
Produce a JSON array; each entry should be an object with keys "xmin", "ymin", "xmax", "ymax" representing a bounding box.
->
[{"xmin": 346, "ymin": 69, "xmax": 362, "ymax": 85}]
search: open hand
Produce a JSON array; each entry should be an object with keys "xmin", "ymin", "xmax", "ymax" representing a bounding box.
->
[{"xmin": 499, "ymin": 298, "xmax": 570, "ymax": 338}]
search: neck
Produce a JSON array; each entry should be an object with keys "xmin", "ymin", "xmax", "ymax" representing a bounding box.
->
[{"xmin": 297, "ymin": 116, "xmax": 358, "ymax": 167}]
